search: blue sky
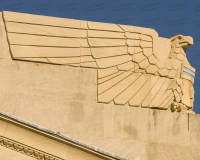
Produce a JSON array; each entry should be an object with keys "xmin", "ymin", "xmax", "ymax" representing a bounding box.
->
[{"xmin": 1, "ymin": 0, "xmax": 200, "ymax": 113}]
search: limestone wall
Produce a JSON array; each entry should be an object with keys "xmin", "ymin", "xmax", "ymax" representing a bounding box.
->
[
  {"xmin": 0, "ymin": 10, "xmax": 198, "ymax": 160},
  {"xmin": 0, "ymin": 113, "xmax": 116, "ymax": 160},
  {"xmin": 0, "ymin": 11, "xmax": 196, "ymax": 112},
  {"xmin": 0, "ymin": 59, "xmax": 199, "ymax": 159}
]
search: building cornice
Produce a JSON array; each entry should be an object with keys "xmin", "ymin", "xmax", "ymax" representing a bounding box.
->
[
  {"xmin": 0, "ymin": 111, "xmax": 128, "ymax": 160},
  {"xmin": 0, "ymin": 136, "xmax": 64, "ymax": 160}
]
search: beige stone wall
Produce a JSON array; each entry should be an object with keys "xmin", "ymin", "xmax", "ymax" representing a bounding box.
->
[
  {"xmin": 0, "ymin": 145, "xmax": 36, "ymax": 160},
  {"xmin": 0, "ymin": 118, "xmax": 114, "ymax": 160},
  {"xmin": 0, "ymin": 11, "xmax": 195, "ymax": 112},
  {"xmin": 0, "ymin": 59, "xmax": 199, "ymax": 159}
]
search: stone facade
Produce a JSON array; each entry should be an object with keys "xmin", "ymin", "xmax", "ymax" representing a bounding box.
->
[
  {"xmin": 0, "ymin": 11, "xmax": 198, "ymax": 160},
  {"xmin": 0, "ymin": 11, "xmax": 196, "ymax": 112}
]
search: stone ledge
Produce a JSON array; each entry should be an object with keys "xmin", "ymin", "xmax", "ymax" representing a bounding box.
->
[{"xmin": 0, "ymin": 110, "xmax": 128, "ymax": 160}]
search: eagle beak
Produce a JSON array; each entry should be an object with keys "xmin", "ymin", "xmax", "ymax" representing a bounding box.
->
[{"xmin": 179, "ymin": 36, "xmax": 193, "ymax": 50}]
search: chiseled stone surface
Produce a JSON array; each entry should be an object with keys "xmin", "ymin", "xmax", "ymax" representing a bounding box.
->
[
  {"xmin": 0, "ymin": 11, "xmax": 195, "ymax": 112},
  {"xmin": 0, "ymin": 59, "xmax": 200, "ymax": 159},
  {"xmin": 0, "ymin": 115, "xmax": 124, "ymax": 160},
  {"xmin": 3, "ymin": 123, "xmax": 68, "ymax": 159},
  {"xmin": 0, "ymin": 145, "xmax": 36, "ymax": 160},
  {"xmin": 189, "ymin": 114, "xmax": 200, "ymax": 146},
  {"xmin": 146, "ymin": 142, "xmax": 200, "ymax": 160},
  {"xmin": 0, "ymin": 11, "xmax": 199, "ymax": 160},
  {"xmin": 0, "ymin": 59, "xmax": 97, "ymax": 102},
  {"xmin": 62, "ymin": 133, "xmax": 146, "ymax": 160},
  {"xmin": 103, "ymin": 104, "xmax": 189, "ymax": 145},
  {"xmin": 0, "ymin": 110, "xmax": 128, "ymax": 160},
  {"xmin": 0, "ymin": 93, "xmax": 104, "ymax": 137},
  {"xmin": 0, "ymin": 19, "xmax": 3, "ymax": 59}
]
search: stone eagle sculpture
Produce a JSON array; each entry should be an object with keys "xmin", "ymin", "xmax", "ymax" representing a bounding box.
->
[{"xmin": 1, "ymin": 11, "xmax": 195, "ymax": 112}]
